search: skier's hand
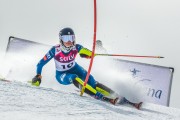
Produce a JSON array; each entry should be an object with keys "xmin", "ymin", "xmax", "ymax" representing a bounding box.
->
[
  {"xmin": 95, "ymin": 92, "xmax": 104, "ymax": 100},
  {"xmin": 32, "ymin": 74, "xmax": 42, "ymax": 86},
  {"xmin": 79, "ymin": 48, "xmax": 92, "ymax": 59}
]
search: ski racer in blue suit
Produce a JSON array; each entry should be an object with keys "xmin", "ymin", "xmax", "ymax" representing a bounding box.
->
[{"xmin": 32, "ymin": 27, "xmax": 142, "ymax": 108}]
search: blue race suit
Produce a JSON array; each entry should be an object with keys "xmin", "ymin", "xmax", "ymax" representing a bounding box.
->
[{"xmin": 36, "ymin": 44, "xmax": 97, "ymax": 88}]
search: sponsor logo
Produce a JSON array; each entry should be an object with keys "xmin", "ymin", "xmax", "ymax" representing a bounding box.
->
[
  {"xmin": 147, "ymin": 88, "xmax": 162, "ymax": 99},
  {"xmin": 138, "ymin": 79, "xmax": 163, "ymax": 99},
  {"xmin": 131, "ymin": 68, "xmax": 163, "ymax": 99},
  {"xmin": 59, "ymin": 54, "xmax": 75, "ymax": 62},
  {"xmin": 60, "ymin": 73, "xmax": 66, "ymax": 82},
  {"xmin": 46, "ymin": 52, "xmax": 51, "ymax": 59},
  {"xmin": 130, "ymin": 68, "xmax": 141, "ymax": 76},
  {"xmin": 43, "ymin": 56, "xmax": 47, "ymax": 61}
]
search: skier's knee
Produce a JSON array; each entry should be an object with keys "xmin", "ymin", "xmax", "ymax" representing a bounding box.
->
[
  {"xmin": 87, "ymin": 75, "xmax": 97, "ymax": 88},
  {"xmin": 56, "ymin": 73, "xmax": 77, "ymax": 85}
]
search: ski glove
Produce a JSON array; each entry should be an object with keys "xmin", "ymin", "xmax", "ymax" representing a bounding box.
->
[
  {"xmin": 79, "ymin": 48, "xmax": 92, "ymax": 59},
  {"xmin": 32, "ymin": 74, "xmax": 42, "ymax": 86},
  {"xmin": 94, "ymin": 92, "xmax": 104, "ymax": 100}
]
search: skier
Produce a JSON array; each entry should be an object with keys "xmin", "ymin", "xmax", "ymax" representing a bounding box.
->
[{"xmin": 31, "ymin": 27, "xmax": 142, "ymax": 109}]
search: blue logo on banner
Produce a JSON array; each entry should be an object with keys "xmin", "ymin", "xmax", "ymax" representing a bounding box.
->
[{"xmin": 130, "ymin": 68, "xmax": 141, "ymax": 76}]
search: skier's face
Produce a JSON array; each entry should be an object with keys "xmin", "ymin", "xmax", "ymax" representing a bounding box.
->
[
  {"xmin": 63, "ymin": 41, "xmax": 74, "ymax": 47},
  {"xmin": 61, "ymin": 35, "xmax": 75, "ymax": 47}
]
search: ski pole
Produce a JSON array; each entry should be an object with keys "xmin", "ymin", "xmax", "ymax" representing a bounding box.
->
[{"xmin": 95, "ymin": 54, "xmax": 164, "ymax": 58}]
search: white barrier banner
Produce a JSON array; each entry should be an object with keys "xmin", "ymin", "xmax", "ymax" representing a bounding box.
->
[{"xmin": 115, "ymin": 59, "xmax": 173, "ymax": 106}]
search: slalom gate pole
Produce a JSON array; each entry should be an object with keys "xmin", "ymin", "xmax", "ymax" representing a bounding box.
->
[
  {"xmin": 95, "ymin": 54, "xmax": 164, "ymax": 58},
  {"xmin": 80, "ymin": 0, "xmax": 97, "ymax": 96}
]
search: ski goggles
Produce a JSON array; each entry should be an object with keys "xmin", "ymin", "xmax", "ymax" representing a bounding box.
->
[{"xmin": 60, "ymin": 35, "xmax": 75, "ymax": 42}]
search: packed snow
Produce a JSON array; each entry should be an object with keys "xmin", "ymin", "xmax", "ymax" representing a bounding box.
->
[{"xmin": 0, "ymin": 80, "xmax": 180, "ymax": 120}]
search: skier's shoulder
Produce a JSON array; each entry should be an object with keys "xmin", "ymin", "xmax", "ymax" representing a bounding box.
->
[
  {"xmin": 53, "ymin": 44, "xmax": 61, "ymax": 48},
  {"xmin": 52, "ymin": 44, "xmax": 62, "ymax": 50},
  {"xmin": 75, "ymin": 44, "xmax": 83, "ymax": 51},
  {"xmin": 76, "ymin": 43, "xmax": 83, "ymax": 48},
  {"xmin": 48, "ymin": 44, "xmax": 60, "ymax": 55}
]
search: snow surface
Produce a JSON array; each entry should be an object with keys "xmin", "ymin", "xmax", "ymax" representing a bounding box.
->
[{"xmin": 0, "ymin": 80, "xmax": 180, "ymax": 120}]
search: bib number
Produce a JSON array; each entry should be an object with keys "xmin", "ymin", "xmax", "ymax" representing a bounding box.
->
[{"xmin": 61, "ymin": 62, "xmax": 74, "ymax": 70}]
